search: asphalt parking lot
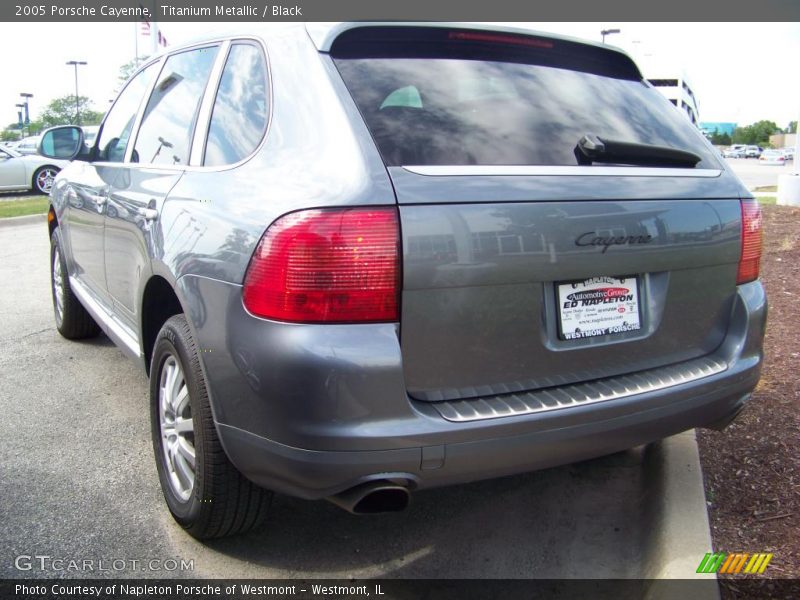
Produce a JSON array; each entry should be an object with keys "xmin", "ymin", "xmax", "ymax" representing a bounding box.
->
[
  {"xmin": 0, "ymin": 219, "xmax": 713, "ymax": 581},
  {"xmin": 724, "ymin": 156, "xmax": 795, "ymax": 190}
]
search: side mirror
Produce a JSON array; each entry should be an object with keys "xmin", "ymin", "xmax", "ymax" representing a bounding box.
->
[{"xmin": 38, "ymin": 126, "xmax": 85, "ymax": 160}]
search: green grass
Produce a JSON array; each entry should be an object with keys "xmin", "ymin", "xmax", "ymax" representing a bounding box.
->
[
  {"xmin": 757, "ymin": 196, "xmax": 777, "ymax": 205},
  {"xmin": 0, "ymin": 196, "xmax": 49, "ymax": 218},
  {"xmin": 754, "ymin": 185, "xmax": 778, "ymax": 193}
]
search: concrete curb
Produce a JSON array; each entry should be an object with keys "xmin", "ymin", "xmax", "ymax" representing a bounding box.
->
[
  {"xmin": 0, "ymin": 213, "xmax": 46, "ymax": 228},
  {"xmin": 642, "ymin": 430, "xmax": 719, "ymax": 599}
]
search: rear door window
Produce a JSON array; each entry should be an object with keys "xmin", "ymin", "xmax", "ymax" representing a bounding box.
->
[
  {"xmin": 133, "ymin": 46, "xmax": 218, "ymax": 166},
  {"xmin": 204, "ymin": 42, "xmax": 269, "ymax": 166},
  {"xmin": 332, "ymin": 29, "xmax": 719, "ymax": 168}
]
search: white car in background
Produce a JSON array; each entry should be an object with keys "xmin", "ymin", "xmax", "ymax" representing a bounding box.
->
[
  {"xmin": 723, "ymin": 145, "xmax": 745, "ymax": 158},
  {"xmin": 758, "ymin": 149, "xmax": 786, "ymax": 166},
  {"xmin": 81, "ymin": 125, "xmax": 100, "ymax": 148},
  {"xmin": 0, "ymin": 146, "xmax": 68, "ymax": 194},
  {"xmin": 16, "ymin": 135, "xmax": 42, "ymax": 156},
  {"xmin": 745, "ymin": 145, "xmax": 763, "ymax": 159}
]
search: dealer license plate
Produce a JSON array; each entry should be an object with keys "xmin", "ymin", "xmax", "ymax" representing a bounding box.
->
[{"xmin": 556, "ymin": 276, "xmax": 641, "ymax": 340}]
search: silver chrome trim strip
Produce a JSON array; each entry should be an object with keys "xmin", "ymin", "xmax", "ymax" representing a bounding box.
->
[
  {"xmin": 402, "ymin": 165, "xmax": 723, "ymax": 178},
  {"xmin": 121, "ymin": 55, "xmax": 166, "ymax": 165},
  {"xmin": 190, "ymin": 40, "xmax": 232, "ymax": 166},
  {"xmin": 432, "ymin": 356, "xmax": 728, "ymax": 423},
  {"xmin": 69, "ymin": 276, "xmax": 142, "ymax": 360}
]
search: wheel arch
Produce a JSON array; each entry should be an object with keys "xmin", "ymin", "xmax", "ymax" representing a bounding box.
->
[
  {"xmin": 47, "ymin": 205, "xmax": 58, "ymax": 237},
  {"xmin": 140, "ymin": 275, "xmax": 186, "ymax": 376}
]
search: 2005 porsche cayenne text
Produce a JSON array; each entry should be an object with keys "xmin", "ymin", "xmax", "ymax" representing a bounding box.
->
[{"xmin": 40, "ymin": 22, "xmax": 766, "ymax": 539}]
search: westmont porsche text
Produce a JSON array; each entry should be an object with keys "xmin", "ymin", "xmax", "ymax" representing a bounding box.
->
[{"xmin": 15, "ymin": 583, "xmax": 384, "ymax": 596}]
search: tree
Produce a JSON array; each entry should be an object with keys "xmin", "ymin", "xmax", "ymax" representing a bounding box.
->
[
  {"xmin": 115, "ymin": 56, "xmax": 149, "ymax": 93},
  {"xmin": 708, "ymin": 129, "xmax": 732, "ymax": 146},
  {"xmin": 5, "ymin": 119, "xmax": 43, "ymax": 137},
  {"xmin": 787, "ymin": 121, "xmax": 798, "ymax": 134},
  {"xmin": 711, "ymin": 131, "xmax": 731, "ymax": 146},
  {"xmin": 731, "ymin": 120, "xmax": 781, "ymax": 146},
  {"xmin": 1, "ymin": 129, "xmax": 21, "ymax": 142},
  {"xmin": 26, "ymin": 119, "xmax": 45, "ymax": 136},
  {"xmin": 39, "ymin": 95, "xmax": 104, "ymax": 128}
]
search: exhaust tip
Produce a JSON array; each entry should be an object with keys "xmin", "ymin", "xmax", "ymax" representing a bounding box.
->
[
  {"xmin": 327, "ymin": 481, "xmax": 411, "ymax": 514},
  {"xmin": 352, "ymin": 487, "xmax": 410, "ymax": 514}
]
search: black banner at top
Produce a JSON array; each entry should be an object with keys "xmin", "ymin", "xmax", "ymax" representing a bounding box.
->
[{"xmin": 2, "ymin": 0, "xmax": 800, "ymax": 22}]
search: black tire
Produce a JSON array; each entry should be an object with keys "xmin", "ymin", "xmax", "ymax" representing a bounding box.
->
[
  {"xmin": 50, "ymin": 229, "xmax": 101, "ymax": 339},
  {"xmin": 33, "ymin": 166, "xmax": 60, "ymax": 195},
  {"xmin": 150, "ymin": 314, "xmax": 272, "ymax": 539}
]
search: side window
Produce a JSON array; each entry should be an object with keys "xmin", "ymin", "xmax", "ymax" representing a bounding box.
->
[
  {"xmin": 204, "ymin": 43, "xmax": 269, "ymax": 166},
  {"xmin": 96, "ymin": 63, "xmax": 158, "ymax": 163},
  {"xmin": 133, "ymin": 46, "xmax": 218, "ymax": 166}
]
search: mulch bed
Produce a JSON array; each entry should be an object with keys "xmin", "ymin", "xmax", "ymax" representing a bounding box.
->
[{"xmin": 697, "ymin": 204, "xmax": 800, "ymax": 587}]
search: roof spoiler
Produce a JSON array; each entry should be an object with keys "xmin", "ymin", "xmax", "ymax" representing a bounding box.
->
[{"xmin": 307, "ymin": 22, "xmax": 643, "ymax": 81}]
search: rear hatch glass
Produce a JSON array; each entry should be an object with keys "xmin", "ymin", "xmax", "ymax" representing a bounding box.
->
[{"xmin": 331, "ymin": 27, "xmax": 720, "ymax": 168}]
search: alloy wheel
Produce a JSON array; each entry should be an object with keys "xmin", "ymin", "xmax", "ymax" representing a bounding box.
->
[
  {"xmin": 159, "ymin": 355, "xmax": 196, "ymax": 501},
  {"xmin": 52, "ymin": 246, "xmax": 64, "ymax": 322},
  {"xmin": 37, "ymin": 168, "xmax": 57, "ymax": 194}
]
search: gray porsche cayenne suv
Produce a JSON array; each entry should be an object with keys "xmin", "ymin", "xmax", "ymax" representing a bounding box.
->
[{"xmin": 40, "ymin": 22, "xmax": 766, "ymax": 539}]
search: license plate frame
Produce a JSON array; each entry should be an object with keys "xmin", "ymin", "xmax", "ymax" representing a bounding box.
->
[{"xmin": 556, "ymin": 275, "xmax": 642, "ymax": 341}]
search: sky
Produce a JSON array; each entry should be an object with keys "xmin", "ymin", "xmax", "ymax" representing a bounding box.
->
[{"xmin": 1, "ymin": 21, "xmax": 798, "ymax": 133}]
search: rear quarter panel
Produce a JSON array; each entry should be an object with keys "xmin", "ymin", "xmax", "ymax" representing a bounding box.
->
[{"xmin": 159, "ymin": 29, "xmax": 395, "ymax": 286}]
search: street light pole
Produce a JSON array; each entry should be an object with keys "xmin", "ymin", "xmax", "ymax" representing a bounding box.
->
[
  {"xmin": 19, "ymin": 93, "xmax": 33, "ymax": 136},
  {"xmin": 65, "ymin": 60, "xmax": 87, "ymax": 125},
  {"xmin": 15, "ymin": 103, "xmax": 26, "ymax": 138},
  {"xmin": 601, "ymin": 28, "xmax": 621, "ymax": 44}
]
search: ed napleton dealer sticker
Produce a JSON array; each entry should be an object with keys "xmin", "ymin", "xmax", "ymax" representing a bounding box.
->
[{"xmin": 557, "ymin": 276, "xmax": 641, "ymax": 340}]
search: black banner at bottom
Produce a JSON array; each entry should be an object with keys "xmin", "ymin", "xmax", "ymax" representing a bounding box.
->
[{"xmin": 3, "ymin": 579, "xmax": 800, "ymax": 600}]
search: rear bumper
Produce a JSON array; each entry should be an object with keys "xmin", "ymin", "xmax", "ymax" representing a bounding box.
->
[
  {"xmin": 178, "ymin": 276, "xmax": 766, "ymax": 500},
  {"xmin": 217, "ymin": 363, "xmax": 758, "ymax": 499}
]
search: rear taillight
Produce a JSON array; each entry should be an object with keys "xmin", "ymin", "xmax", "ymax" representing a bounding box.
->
[
  {"xmin": 243, "ymin": 207, "xmax": 400, "ymax": 323},
  {"xmin": 737, "ymin": 199, "xmax": 763, "ymax": 285}
]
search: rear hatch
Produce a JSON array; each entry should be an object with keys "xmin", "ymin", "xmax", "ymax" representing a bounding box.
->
[{"xmin": 330, "ymin": 26, "xmax": 745, "ymax": 401}]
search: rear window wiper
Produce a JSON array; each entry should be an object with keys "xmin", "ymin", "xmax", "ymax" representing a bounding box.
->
[{"xmin": 574, "ymin": 134, "xmax": 702, "ymax": 168}]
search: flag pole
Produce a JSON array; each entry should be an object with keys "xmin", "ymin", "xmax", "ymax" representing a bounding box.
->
[{"xmin": 151, "ymin": 0, "xmax": 159, "ymax": 55}]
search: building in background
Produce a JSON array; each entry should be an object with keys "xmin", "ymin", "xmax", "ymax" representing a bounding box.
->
[
  {"xmin": 646, "ymin": 73, "xmax": 700, "ymax": 125},
  {"xmin": 621, "ymin": 38, "xmax": 701, "ymax": 127},
  {"xmin": 699, "ymin": 122, "xmax": 737, "ymax": 138},
  {"xmin": 770, "ymin": 132, "xmax": 797, "ymax": 148}
]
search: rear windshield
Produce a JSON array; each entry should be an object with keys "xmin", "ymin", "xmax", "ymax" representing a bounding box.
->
[{"xmin": 333, "ymin": 40, "xmax": 719, "ymax": 168}]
